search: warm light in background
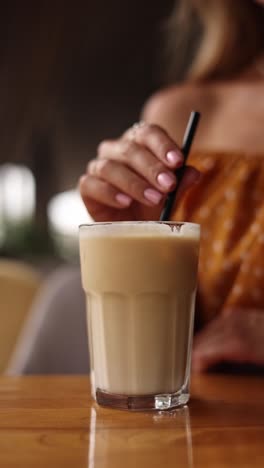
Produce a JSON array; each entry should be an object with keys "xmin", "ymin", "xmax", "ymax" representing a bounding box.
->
[
  {"xmin": 0, "ymin": 165, "xmax": 91, "ymax": 259},
  {"xmin": 0, "ymin": 164, "xmax": 36, "ymax": 223},
  {"xmin": 47, "ymin": 190, "xmax": 92, "ymax": 260},
  {"xmin": 47, "ymin": 189, "xmax": 91, "ymax": 237},
  {"xmin": 0, "ymin": 164, "xmax": 35, "ymax": 246}
]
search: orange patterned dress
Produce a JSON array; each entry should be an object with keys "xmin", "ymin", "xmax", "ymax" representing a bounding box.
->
[{"xmin": 171, "ymin": 151, "xmax": 264, "ymax": 326}]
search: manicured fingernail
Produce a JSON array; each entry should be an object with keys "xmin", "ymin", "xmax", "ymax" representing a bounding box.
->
[
  {"xmin": 166, "ymin": 150, "xmax": 183, "ymax": 167},
  {"xmin": 157, "ymin": 172, "xmax": 176, "ymax": 190},
  {"xmin": 115, "ymin": 193, "xmax": 132, "ymax": 206},
  {"xmin": 144, "ymin": 188, "xmax": 163, "ymax": 205}
]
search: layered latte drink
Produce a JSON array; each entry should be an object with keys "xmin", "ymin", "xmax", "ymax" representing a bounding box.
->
[{"xmin": 79, "ymin": 222, "xmax": 200, "ymax": 410}]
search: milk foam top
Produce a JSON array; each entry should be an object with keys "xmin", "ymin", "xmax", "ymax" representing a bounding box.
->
[{"xmin": 80, "ymin": 221, "xmax": 200, "ymax": 239}]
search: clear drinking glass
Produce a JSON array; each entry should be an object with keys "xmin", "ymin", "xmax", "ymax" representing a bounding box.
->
[{"xmin": 79, "ymin": 221, "xmax": 200, "ymax": 411}]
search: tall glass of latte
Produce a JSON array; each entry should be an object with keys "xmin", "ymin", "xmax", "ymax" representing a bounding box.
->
[{"xmin": 79, "ymin": 222, "xmax": 200, "ymax": 411}]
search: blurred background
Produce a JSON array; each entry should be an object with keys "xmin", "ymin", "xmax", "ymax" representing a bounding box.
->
[
  {"xmin": 1, "ymin": 0, "xmax": 201, "ymax": 373},
  {"xmin": 0, "ymin": 0, "xmax": 176, "ymax": 266},
  {"xmin": 2, "ymin": 0, "xmax": 264, "ymax": 376}
]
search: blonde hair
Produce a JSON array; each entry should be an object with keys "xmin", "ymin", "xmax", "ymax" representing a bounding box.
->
[{"xmin": 166, "ymin": 0, "xmax": 264, "ymax": 82}]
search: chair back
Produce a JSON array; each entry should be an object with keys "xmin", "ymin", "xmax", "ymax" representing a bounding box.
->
[{"xmin": 0, "ymin": 259, "xmax": 40, "ymax": 372}]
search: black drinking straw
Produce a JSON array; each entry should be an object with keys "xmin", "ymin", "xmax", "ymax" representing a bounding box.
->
[{"xmin": 159, "ymin": 111, "xmax": 201, "ymax": 221}]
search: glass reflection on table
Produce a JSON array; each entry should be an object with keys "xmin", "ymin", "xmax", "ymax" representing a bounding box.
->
[{"xmin": 87, "ymin": 404, "xmax": 193, "ymax": 468}]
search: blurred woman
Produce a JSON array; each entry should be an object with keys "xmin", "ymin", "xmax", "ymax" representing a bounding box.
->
[
  {"xmin": 9, "ymin": 0, "xmax": 264, "ymax": 374},
  {"xmin": 80, "ymin": 0, "xmax": 264, "ymax": 372}
]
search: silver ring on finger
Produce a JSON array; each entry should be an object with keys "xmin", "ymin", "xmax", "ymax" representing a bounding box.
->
[{"xmin": 128, "ymin": 120, "xmax": 146, "ymax": 140}]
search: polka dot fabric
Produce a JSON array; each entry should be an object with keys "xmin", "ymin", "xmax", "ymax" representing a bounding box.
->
[{"xmin": 171, "ymin": 151, "xmax": 264, "ymax": 325}]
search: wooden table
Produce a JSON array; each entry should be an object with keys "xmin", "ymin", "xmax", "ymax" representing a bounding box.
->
[{"xmin": 0, "ymin": 375, "xmax": 263, "ymax": 467}]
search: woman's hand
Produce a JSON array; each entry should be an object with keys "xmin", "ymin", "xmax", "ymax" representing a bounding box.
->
[
  {"xmin": 192, "ymin": 308, "xmax": 264, "ymax": 372},
  {"xmin": 79, "ymin": 123, "xmax": 200, "ymax": 222}
]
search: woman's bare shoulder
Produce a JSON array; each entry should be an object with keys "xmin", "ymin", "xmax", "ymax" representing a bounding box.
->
[{"xmin": 142, "ymin": 83, "xmax": 215, "ymax": 140}]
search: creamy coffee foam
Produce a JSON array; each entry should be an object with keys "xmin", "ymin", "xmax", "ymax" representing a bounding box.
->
[
  {"xmin": 80, "ymin": 222, "xmax": 200, "ymax": 396},
  {"xmin": 80, "ymin": 221, "xmax": 199, "ymax": 238}
]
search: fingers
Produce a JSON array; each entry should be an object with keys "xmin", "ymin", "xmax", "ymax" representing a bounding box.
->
[
  {"xmin": 79, "ymin": 174, "xmax": 133, "ymax": 210},
  {"xmin": 87, "ymin": 159, "xmax": 164, "ymax": 206},
  {"xmin": 81, "ymin": 155, "xmax": 163, "ymax": 207},
  {"xmin": 192, "ymin": 313, "xmax": 260, "ymax": 373},
  {"xmin": 193, "ymin": 315, "xmax": 224, "ymax": 348},
  {"xmin": 192, "ymin": 315, "xmax": 233, "ymax": 372},
  {"xmin": 192, "ymin": 341, "xmax": 244, "ymax": 373},
  {"xmin": 81, "ymin": 122, "xmax": 200, "ymax": 220},
  {"xmin": 86, "ymin": 158, "xmax": 199, "ymax": 212},
  {"xmin": 125, "ymin": 123, "xmax": 184, "ymax": 167},
  {"xmin": 96, "ymin": 140, "xmax": 177, "ymax": 194},
  {"xmin": 101, "ymin": 122, "xmax": 184, "ymax": 169}
]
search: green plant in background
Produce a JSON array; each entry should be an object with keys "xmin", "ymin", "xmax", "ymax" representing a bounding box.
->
[{"xmin": 0, "ymin": 220, "xmax": 55, "ymax": 260}]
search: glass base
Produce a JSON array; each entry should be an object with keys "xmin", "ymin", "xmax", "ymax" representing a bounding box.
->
[{"xmin": 95, "ymin": 387, "xmax": 190, "ymax": 411}]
